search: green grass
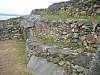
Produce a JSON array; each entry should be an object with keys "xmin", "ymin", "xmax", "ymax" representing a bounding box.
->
[
  {"xmin": 39, "ymin": 35, "xmax": 67, "ymax": 48},
  {"xmin": 14, "ymin": 40, "xmax": 33, "ymax": 75},
  {"xmin": 41, "ymin": 10, "xmax": 89, "ymax": 20},
  {"xmin": 0, "ymin": 40, "xmax": 33, "ymax": 75},
  {"xmin": 15, "ymin": 39, "xmax": 26, "ymax": 49},
  {"xmin": 40, "ymin": 35, "xmax": 57, "ymax": 45},
  {"xmin": 15, "ymin": 40, "xmax": 27, "ymax": 63},
  {"xmin": 96, "ymin": 15, "xmax": 100, "ymax": 20}
]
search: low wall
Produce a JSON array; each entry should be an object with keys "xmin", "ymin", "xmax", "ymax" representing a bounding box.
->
[{"xmin": 0, "ymin": 18, "xmax": 23, "ymax": 40}]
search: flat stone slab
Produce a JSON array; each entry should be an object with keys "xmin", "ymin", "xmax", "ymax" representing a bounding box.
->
[{"xmin": 27, "ymin": 55, "xmax": 65, "ymax": 75}]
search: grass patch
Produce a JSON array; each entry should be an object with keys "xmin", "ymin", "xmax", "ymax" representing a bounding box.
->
[
  {"xmin": 96, "ymin": 15, "xmax": 100, "ymax": 20},
  {"xmin": 0, "ymin": 40, "xmax": 33, "ymax": 75},
  {"xmin": 68, "ymin": 42, "xmax": 79, "ymax": 49},
  {"xmin": 40, "ymin": 35, "xmax": 57, "ymax": 45},
  {"xmin": 39, "ymin": 35, "xmax": 66, "ymax": 48},
  {"xmin": 15, "ymin": 39, "xmax": 26, "ymax": 49},
  {"xmin": 41, "ymin": 10, "xmax": 89, "ymax": 20}
]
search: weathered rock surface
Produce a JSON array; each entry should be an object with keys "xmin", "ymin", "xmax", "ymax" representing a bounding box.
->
[{"xmin": 28, "ymin": 55, "xmax": 65, "ymax": 75}]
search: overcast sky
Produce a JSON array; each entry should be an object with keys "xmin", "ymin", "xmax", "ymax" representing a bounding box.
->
[{"xmin": 0, "ymin": 0, "xmax": 69, "ymax": 15}]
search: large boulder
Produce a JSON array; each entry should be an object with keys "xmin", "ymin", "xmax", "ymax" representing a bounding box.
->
[{"xmin": 27, "ymin": 55, "xmax": 65, "ymax": 75}]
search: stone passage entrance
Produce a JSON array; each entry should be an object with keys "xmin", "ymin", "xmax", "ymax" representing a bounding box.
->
[{"xmin": 0, "ymin": 40, "xmax": 32, "ymax": 75}]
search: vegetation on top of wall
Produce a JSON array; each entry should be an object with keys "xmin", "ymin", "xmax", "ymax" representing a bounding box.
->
[{"xmin": 41, "ymin": 9, "xmax": 89, "ymax": 20}]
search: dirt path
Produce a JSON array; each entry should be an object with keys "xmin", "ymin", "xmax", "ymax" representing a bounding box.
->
[{"xmin": 0, "ymin": 40, "xmax": 32, "ymax": 75}]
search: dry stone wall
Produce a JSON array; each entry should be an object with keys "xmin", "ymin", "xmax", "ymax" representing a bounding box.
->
[
  {"xmin": 33, "ymin": 19, "xmax": 100, "ymax": 52},
  {"xmin": 0, "ymin": 14, "xmax": 99, "ymax": 75},
  {"xmin": 24, "ymin": 17, "xmax": 99, "ymax": 75},
  {"xmin": 0, "ymin": 1, "xmax": 100, "ymax": 74},
  {"xmin": 0, "ymin": 17, "xmax": 23, "ymax": 40}
]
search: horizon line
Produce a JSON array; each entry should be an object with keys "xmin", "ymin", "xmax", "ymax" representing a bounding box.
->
[{"xmin": 0, "ymin": 13, "xmax": 21, "ymax": 16}]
